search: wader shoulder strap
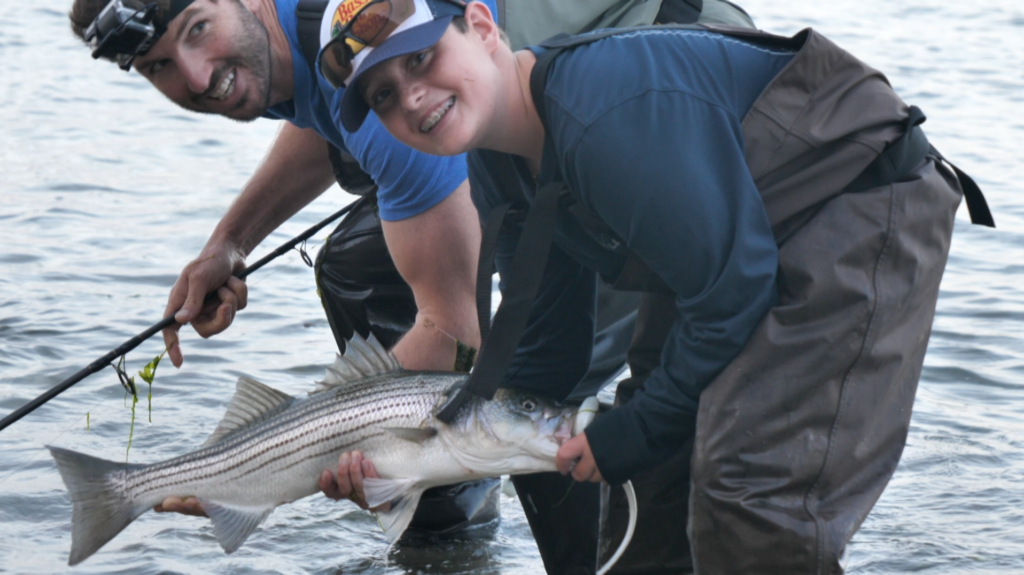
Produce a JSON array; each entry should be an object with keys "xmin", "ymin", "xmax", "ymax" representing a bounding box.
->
[
  {"xmin": 473, "ymin": 153, "xmax": 530, "ymax": 344},
  {"xmin": 529, "ymin": 24, "xmax": 806, "ymax": 148},
  {"xmin": 296, "ymin": 0, "xmax": 329, "ymax": 74},
  {"xmin": 436, "ymin": 182, "xmax": 564, "ymax": 423},
  {"xmin": 931, "ymin": 147, "xmax": 994, "ymax": 227},
  {"xmin": 530, "ymin": 27, "xmax": 994, "ymax": 228},
  {"xmin": 656, "ymin": 0, "xmax": 703, "ymax": 24},
  {"xmin": 295, "ymin": 0, "xmax": 382, "ymax": 196},
  {"xmin": 843, "ymin": 106, "xmax": 994, "ymax": 227}
]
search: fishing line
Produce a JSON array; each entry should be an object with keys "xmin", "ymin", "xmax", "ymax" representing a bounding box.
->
[
  {"xmin": 598, "ymin": 481, "xmax": 637, "ymax": 575},
  {"xmin": 0, "ymin": 392, "xmax": 113, "ymax": 487},
  {"xmin": 571, "ymin": 397, "xmax": 637, "ymax": 575}
]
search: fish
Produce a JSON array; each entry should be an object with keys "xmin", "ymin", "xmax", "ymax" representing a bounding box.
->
[{"xmin": 48, "ymin": 334, "xmax": 578, "ymax": 565}]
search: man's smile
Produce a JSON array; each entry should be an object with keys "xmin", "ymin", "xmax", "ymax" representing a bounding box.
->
[{"xmin": 209, "ymin": 69, "xmax": 236, "ymax": 101}]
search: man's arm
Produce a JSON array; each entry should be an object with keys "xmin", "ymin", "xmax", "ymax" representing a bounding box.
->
[
  {"xmin": 313, "ymin": 180, "xmax": 484, "ymax": 511},
  {"xmin": 162, "ymin": 122, "xmax": 338, "ymax": 367},
  {"xmin": 161, "ymin": 181, "xmax": 485, "ymax": 517},
  {"xmin": 383, "ymin": 179, "xmax": 482, "ymax": 369}
]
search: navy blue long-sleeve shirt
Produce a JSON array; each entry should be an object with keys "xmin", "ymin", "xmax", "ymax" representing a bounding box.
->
[{"xmin": 470, "ymin": 29, "xmax": 794, "ymax": 485}]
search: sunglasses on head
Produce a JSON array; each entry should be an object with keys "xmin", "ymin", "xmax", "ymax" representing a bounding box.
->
[{"xmin": 318, "ymin": 0, "xmax": 414, "ymax": 90}]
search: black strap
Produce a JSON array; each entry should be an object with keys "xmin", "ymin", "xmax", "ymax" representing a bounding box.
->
[
  {"xmin": 436, "ymin": 182, "xmax": 564, "ymax": 422},
  {"xmin": 165, "ymin": 0, "xmax": 196, "ymax": 28},
  {"xmin": 844, "ymin": 106, "xmax": 931, "ymax": 195},
  {"xmin": 296, "ymin": 1, "xmax": 383, "ymax": 197},
  {"xmin": 473, "ymin": 151, "xmax": 531, "ymax": 345},
  {"xmin": 844, "ymin": 106, "xmax": 994, "ymax": 227},
  {"xmin": 296, "ymin": 0, "xmax": 329, "ymax": 74},
  {"xmin": 531, "ymin": 28, "xmax": 993, "ymax": 228},
  {"xmin": 530, "ymin": 24, "xmax": 806, "ymax": 135},
  {"xmin": 929, "ymin": 145, "xmax": 995, "ymax": 228},
  {"xmin": 475, "ymin": 202, "xmax": 514, "ymax": 344},
  {"xmin": 656, "ymin": 0, "xmax": 703, "ymax": 24}
]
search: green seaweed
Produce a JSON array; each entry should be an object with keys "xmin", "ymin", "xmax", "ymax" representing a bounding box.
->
[
  {"xmin": 125, "ymin": 390, "xmax": 138, "ymax": 462},
  {"xmin": 137, "ymin": 352, "xmax": 166, "ymax": 424},
  {"xmin": 119, "ymin": 351, "xmax": 167, "ymax": 461}
]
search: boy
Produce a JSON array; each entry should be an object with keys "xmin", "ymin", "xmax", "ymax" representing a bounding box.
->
[{"xmin": 334, "ymin": 0, "xmax": 970, "ymax": 571}]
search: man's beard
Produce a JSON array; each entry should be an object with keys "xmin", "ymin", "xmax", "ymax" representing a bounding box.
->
[{"xmin": 188, "ymin": 0, "xmax": 274, "ymax": 122}]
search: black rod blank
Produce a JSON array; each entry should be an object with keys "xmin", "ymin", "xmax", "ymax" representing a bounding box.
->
[{"xmin": 0, "ymin": 202, "xmax": 355, "ymax": 433}]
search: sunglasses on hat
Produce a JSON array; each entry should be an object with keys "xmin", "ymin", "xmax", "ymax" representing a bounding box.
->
[
  {"xmin": 318, "ymin": 0, "xmax": 416, "ymax": 89},
  {"xmin": 318, "ymin": 0, "xmax": 468, "ymax": 91}
]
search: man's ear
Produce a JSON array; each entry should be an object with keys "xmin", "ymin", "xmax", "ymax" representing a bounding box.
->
[{"xmin": 464, "ymin": 1, "xmax": 501, "ymax": 53}]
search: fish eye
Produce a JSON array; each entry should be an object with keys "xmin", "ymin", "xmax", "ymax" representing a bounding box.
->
[{"xmin": 519, "ymin": 397, "xmax": 538, "ymax": 412}]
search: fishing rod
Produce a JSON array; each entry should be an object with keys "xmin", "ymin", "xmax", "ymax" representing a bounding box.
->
[{"xmin": 0, "ymin": 201, "xmax": 358, "ymax": 433}]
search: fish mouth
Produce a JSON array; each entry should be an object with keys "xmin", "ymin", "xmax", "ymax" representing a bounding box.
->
[{"xmin": 553, "ymin": 415, "xmax": 573, "ymax": 445}]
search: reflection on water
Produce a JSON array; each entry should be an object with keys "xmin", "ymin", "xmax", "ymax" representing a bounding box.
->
[{"xmin": 2, "ymin": 0, "xmax": 1024, "ymax": 573}]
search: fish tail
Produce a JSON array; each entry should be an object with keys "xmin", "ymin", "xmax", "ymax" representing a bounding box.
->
[{"xmin": 48, "ymin": 446, "xmax": 146, "ymax": 565}]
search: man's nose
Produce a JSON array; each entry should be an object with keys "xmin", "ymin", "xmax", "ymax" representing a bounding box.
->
[{"xmin": 178, "ymin": 55, "xmax": 213, "ymax": 95}]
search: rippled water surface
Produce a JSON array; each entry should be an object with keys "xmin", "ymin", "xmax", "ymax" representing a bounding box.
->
[{"xmin": 2, "ymin": 0, "xmax": 1024, "ymax": 573}]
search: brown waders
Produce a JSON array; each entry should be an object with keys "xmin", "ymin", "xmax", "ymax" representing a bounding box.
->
[{"xmin": 600, "ymin": 29, "xmax": 962, "ymax": 574}]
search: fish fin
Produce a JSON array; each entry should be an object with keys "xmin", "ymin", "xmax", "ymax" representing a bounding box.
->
[
  {"xmin": 201, "ymin": 376, "xmax": 295, "ymax": 448},
  {"xmin": 314, "ymin": 333, "xmax": 402, "ymax": 393},
  {"xmin": 369, "ymin": 484, "xmax": 425, "ymax": 543},
  {"xmin": 198, "ymin": 499, "xmax": 274, "ymax": 554},
  {"xmin": 383, "ymin": 427, "xmax": 437, "ymax": 444},
  {"xmin": 362, "ymin": 477, "xmax": 418, "ymax": 509},
  {"xmin": 47, "ymin": 446, "xmax": 148, "ymax": 566}
]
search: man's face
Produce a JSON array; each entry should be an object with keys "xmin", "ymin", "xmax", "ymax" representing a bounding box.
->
[{"xmin": 132, "ymin": 0, "xmax": 273, "ymax": 121}]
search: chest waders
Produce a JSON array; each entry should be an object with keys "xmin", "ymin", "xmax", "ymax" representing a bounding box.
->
[{"xmin": 452, "ymin": 24, "xmax": 993, "ymax": 575}]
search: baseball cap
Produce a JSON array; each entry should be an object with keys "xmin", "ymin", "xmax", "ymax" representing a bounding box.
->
[{"xmin": 320, "ymin": 0, "xmax": 466, "ymax": 132}]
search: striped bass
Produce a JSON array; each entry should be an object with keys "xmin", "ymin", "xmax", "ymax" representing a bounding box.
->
[{"xmin": 48, "ymin": 334, "xmax": 578, "ymax": 566}]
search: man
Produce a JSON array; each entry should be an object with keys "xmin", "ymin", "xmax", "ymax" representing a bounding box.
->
[
  {"xmin": 67, "ymin": 0, "xmax": 757, "ymax": 569},
  {"xmin": 69, "ymin": 0, "xmax": 496, "ymax": 538}
]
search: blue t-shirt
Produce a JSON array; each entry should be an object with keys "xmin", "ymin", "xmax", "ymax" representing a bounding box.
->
[
  {"xmin": 470, "ymin": 28, "xmax": 794, "ymax": 485},
  {"xmin": 264, "ymin": 0, "xmax": 496, "ymax": 221}
]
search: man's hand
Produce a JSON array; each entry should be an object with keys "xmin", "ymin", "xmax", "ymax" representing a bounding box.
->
[
  {"xmin": 162, "ymin": 246, "xmax": 248, "ymax": 368},
  {"xmin": 556, "ymin": 432, "xmax": 605, "ymax": 483},
  {"xmin": 154, "ymin": 496, "xmax": 207, "ymax": 517},
  {"xmin": 319, "ymin": 451, "xmax": 392, "ymax": 512}
]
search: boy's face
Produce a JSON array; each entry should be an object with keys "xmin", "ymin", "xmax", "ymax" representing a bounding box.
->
[
  {"xmin": 358, "ymin": 13, "xmax": 502, "ymax": 156},
  {"xmin": 131, "ymin": 0, "xmax": 274, "ymax": 121}
]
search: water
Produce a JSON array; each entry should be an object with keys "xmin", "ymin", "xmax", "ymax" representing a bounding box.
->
[{"xmin": 1, "ymin": 0, "xmax": 1023, "ymax": 572}]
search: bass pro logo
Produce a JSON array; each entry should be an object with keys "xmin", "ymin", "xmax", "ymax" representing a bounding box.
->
[
  {"xmin": 330, "ymin": 0, "xmax": 417, "ymax": 41},
  {"xmin": 331, "ymin": 0, "xmax": 374, "ymax": 37}
]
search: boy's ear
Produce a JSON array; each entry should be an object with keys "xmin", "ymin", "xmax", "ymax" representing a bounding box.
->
[{"xmin": 465, "ymin": 1, "xmax": 501, "ymax": 50}]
